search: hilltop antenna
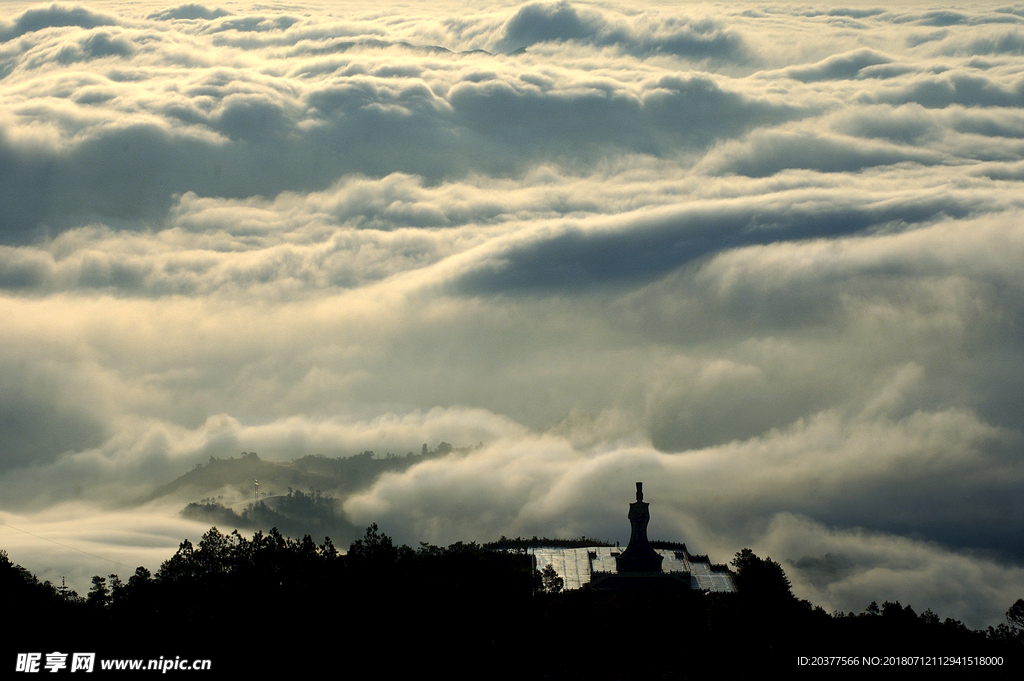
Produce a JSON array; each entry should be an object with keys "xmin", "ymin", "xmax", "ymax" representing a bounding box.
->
[{"xmin": 254, "ymin": 479, "xmax": 258, "ymax": 502}]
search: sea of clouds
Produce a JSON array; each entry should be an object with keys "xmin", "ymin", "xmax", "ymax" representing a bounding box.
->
[{"xmin": 1, "ymin": 0, "xmax": 1024, "ymax": 626}]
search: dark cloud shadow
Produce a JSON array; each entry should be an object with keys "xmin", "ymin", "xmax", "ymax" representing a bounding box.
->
[
  {"xmin": 878, "ymin": 74, "xmax": 1024, "ymax": 109},
  {"xmin": 449, "ymin": 74, "xmax": 799, "ymax": 163},
  {"xmin": 786, "ymin": 49, "xmax": 892, "ymax": 82},
  {"xmin": 495, "ymin": 1, "xmax": 747, "ymax": 61},
  {"xmin": 825, "ymin": 8, "xmax": 886, "ymax": 19},
  {"xmin": 56, "ymin": 31, "xmax": 136, "ymax": 64},
  {"xmin": 147, "ymin": 5, "xmax": 232, "ymax": 22},
  {"xmin": 964, "ymin": 30, "xmax": 1024, "ymax": 56},
  {"xmin": 201, "ymin": 15, "xmax": 300, "ymax": 35},
  {"xmin": 810, "ymin": 464, "xmax": 1024, "ymax": 563},
  {"xmin": 917, "ymin": 10, "xmax": 969, "ymax": 27},
  {"xmin": 0, "ymin": 365, "xmax": 107, "ymax": 473},
  {"xmin": 498, "ymin": 1, "xmax": 594, "ymax": 50},
  {"xmin": 454, "ymin": 197, "xmax": 970, "ymax": 296},
  {"xmin": 716, "ymin": 132, "xmax": 941, "ymax": 178},
  {"xmin": 0, "ymin": 4, "xmax": 118, "ymax": 42},
  {"xmin": 0, "ymin": 67, "xmax": 799, "ymax": 241}
]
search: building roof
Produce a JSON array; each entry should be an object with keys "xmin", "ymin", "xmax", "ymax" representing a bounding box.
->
[
  {"xmin": 528, "ymin": 546, "xmax": 735, "ymax": 592},
  {"xmin": 523, "ymin": 483, "xmax": 735, "ymax": 593}
]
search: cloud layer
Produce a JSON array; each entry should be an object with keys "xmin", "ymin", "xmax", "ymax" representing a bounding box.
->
[{"xmin": 1, "ymin": 1, "xmax": 1024, "ymax": 627}]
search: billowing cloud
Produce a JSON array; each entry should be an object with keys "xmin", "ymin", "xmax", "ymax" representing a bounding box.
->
[
  {"xmin": 785, "ymin": 48, "xmax": 893, "ymax": 82},
  {"xmin": 0, "ymin": 3, "xmax": 118, "ymax": 42},
  {"xmin": 1, "ymin": 1, "xmax": 1023, "ymax": 628},
  {"xmin": 146, "ymin": 4, "xmax": 230, "ymax": 22},
  {"xmin": 494, "ymin": 0, "xmax": 748, "ymax": 61}
]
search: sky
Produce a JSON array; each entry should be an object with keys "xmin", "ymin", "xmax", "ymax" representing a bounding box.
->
[{"xmin": 1, "ymin": 0, "xmax": 1024, "ymax": 627}]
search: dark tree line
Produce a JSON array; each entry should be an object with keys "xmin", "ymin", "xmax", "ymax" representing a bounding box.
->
[
  {"xmin": 485, "ymin": 534, "xmax": 614, "ymax": 550},
  {"xmin": 5, "ymin": 534, "xmax": 1023, "ymax": 678}
]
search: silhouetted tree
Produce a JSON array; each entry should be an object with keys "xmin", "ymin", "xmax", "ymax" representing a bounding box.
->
[
  {"xmin": 731, "ymin": 548, "xmax": 793, "ymax": 601},
  {"xmin": 108, "ymin": 574, "xmax": 125, "ymax": 607},
  {"xmin": 87, "ymin": 575, "xmax": 110, "ymax": 609},
  {"xmin": 541, "ymin": 564, "xmax": 564, "ymax": 593},
  {"xmin": 347, "ymin": 523, "xmax": 397, "ymax": 564},
  {"xmin": 1008, "ymin": 599, "xmax": 1024, "ymax": 629},
  {"xmin": 156, "ymin": 538, "xmax": 196, "ymax": 584},
  {"xmin": 881, "ymin": 599, "xmax": 917, "ymax": 623},
  {"xmin": 128, "ymin": 565, "xmax": 152, "ymax": 589}
]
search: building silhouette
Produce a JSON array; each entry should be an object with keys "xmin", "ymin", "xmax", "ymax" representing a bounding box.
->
[{"xmin": 530, "ymin": 482, "xmax": 735, "ymax": 592}]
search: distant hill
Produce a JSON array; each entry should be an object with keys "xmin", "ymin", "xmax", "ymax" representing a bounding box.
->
[{"xmin": 146, "ymin": 443, "xmax": 469, "ymax": 545}]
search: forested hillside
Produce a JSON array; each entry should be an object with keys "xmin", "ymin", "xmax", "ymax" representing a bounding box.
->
[
  {"xmin": 150, "ymin": 444, "xmax": 466, "ymax": 545},
  {"xmin": 5, "ymin": 526, "xmax": 1021, "ymax": 678}
]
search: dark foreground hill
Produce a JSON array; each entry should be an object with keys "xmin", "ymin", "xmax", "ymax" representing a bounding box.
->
[{"xmin": 5, "ymin": 526, "xmax": 1022, "ymax": 679}]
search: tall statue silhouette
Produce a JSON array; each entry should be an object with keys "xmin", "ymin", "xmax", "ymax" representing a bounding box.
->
[{"xmin": 615, "ymin": 482, "xmax": 664, "ymax": 573}]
